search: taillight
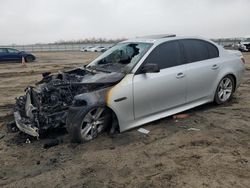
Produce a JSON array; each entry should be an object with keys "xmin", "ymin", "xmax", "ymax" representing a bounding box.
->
[{"xmin": 241, "ymin": 57, "xmax": 245, "ymax": 64}]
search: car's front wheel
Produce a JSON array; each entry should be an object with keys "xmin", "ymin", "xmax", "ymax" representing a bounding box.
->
[
  {"xmin": 214, "ymin": 75, "xmax": 235, "ymax": 104},
  {"xmin": 70, "ymin": 105, "xmax": 111, "ymax": 143}
]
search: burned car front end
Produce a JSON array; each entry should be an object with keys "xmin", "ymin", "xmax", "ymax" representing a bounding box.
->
[
  {"xmin": 13, "ymin": 41, "xmax": 152, "ymax": 141},
  {"xmin": 14, "ymin": 68, "xmax": 123, "ymax": 138}
]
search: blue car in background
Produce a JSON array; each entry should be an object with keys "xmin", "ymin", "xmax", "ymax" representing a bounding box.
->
[{"xmin": 0, "ymin": 48, "xmax": 36, "ymax": 62}]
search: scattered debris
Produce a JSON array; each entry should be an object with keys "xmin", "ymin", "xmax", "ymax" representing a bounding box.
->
[
  {"xmin": 43, "ymin": 138, "xmax": 63, "ymax": 149},
  {"xmin": 0, "ymin": 133, "xmax": 5, "ymax": 140},
  {"xmin": 109, "ymin": 146, "xmax": 115, "ymax": 150},
  {"xmin": 173, "ymin": 114, "xmax": 190, "ymax": 119},
  {"xmin": 138, "ymin": 128, "xmax": 150, "ymax": 134},
  {"xmin": 6, "ymin": 121, "xmax": 19, "ymax": 133},
  {"xmin": 187, "ymin": 128, "xmax": 200, "ymax": 131},
  {"xmin": 0, "ymin": 176, "xmax": 8, "ymax": 180},
  {"xmin": 205, "ymin": 154, "xmax": 220, "ymax": 163},
  {"xmin": 25, "ymin": 138, "xmax": 31, "ymax": 144}
]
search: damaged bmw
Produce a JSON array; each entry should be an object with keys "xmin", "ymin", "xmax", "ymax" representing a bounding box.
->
[{"xmin": 13, "ymin": 35, "xmax": 245, "ymax": 143}]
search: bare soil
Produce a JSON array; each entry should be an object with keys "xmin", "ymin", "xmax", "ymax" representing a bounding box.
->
[{"xmin": 0, "ymin": 51, "xmax": 250, "ymax": 188}]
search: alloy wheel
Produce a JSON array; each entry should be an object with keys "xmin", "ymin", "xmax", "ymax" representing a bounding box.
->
[
  {"xmin": 217, "ymin": 77, "xmax": 233, "ymax": 102},
  {"xmin": 81, "ymin": 107, "xmax": 106, "ymax": 141}
]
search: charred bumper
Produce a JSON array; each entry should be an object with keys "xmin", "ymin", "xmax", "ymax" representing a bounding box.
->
[
  {"xmin": 14, "ymin": 111, "xmax": 39, "ymax": 137},
  {"xmin": 14, "ymin": 86, "xmax": 68, "ymax": 137},
  {"xmin": 14, "ymin": 88, "xmax": 40, "ymax": 137}
]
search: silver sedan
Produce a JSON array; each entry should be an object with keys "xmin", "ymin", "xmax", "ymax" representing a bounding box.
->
[{"xmin": 67, "ymin": 35, "xmax": 245, "ymax": 142}]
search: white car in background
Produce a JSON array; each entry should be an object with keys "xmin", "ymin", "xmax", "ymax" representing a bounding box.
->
[
  {"xmin": 80, "ymin": 46, "xmax": 107, "ymax": 52},
  {"xmin": 80, "ymin": 46, "xmax": 94, "ymax": 52},
  {"xmin": 89, "ymin": 46, "xmax": 107, "ymax": 52}
]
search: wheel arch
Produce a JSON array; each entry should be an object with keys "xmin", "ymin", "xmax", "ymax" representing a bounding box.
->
[
  {"xmin": 69, "ymin": 87, "xmax": 122, "ymax": 133},
  {"xmin": 105, "ymin": 106, "xmax": 120, "ymax": 132},
  {"xmin": 227, "ymin": 73, "xmax": 237, "ymax": 92}
]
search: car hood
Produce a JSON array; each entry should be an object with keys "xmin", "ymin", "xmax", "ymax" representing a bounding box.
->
[
  {"xmin": 75, "ymin": 70, "xmax": 124, "ymax": 84},
  {"xmin": 36, "ymin": 67, "xmax": 125, "ymax": 88}
]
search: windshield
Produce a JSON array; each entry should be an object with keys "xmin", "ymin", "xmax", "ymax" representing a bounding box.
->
[{"xmin": 87, "ymin": 42, "xmax": 152, "ymax": 73}]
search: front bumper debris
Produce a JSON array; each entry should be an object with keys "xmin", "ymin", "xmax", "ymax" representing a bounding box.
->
[{"xmin": 14, "ymin": 111, "xmax": 39, "ymax": 137}]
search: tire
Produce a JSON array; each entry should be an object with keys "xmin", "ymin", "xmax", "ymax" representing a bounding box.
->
[
  {"xmin": 214, "ymin": 75, "xmax": 235, "ymax": 104},
  {"xmin": 25, "ymin": 55, "xmax": 34, "ymax": 62},
  {"xmin": 69, "ymin": 104, "xmax": 111, "ymax": 143}
]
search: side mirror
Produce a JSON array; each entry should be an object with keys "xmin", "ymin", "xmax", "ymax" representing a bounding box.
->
[{"xmin": 140, "ymin": 63, "xmax": 160, "ymax": 73}]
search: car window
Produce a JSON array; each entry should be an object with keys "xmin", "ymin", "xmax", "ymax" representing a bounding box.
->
[
  {"xmin": 143, "ymin": 41, "xmax": 182, "ymax": 69},
  {"xmin": 0, "ymin": 48, "xmax": 8, "ymax": 53},
  {"xmin": 7, "ymin": 48, "xmax": 19, "ymax": 53},
  {"xmin": 206, "ymin": 42, "xmax": 219, "ymax": 58},
  {"xmin": 88, "ymin": 42, "xmax": 152, "ymax": 73},
  {"xmin": 181, "ymin": 39, "xmax": 219, "ymax": 63},
  {"xmin": 182, "ymin": 39, "xmax": 209, "ymax": 63}
]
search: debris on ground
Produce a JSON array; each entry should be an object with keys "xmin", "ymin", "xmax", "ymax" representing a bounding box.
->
[
  {"xmin": 187, "ymin": 128, "xmax": 201, "ymax": 131},
  {"xmin": 25, "ymin": 138, "xmax": 31, "ymax": 144},
  {"xmin": 173, "ymin": 114, "xmax": 190, "ymax": 119},
  {"xmin": 43, "ymin": 138, "xmax": 63, "ymax": 149},
  {"xmin": 0, "ymin": 133, "xmax": 5, "ymax": 140},
  {"xmin": 138, "ymin": 128, "xmax": 150, "ymax": 134},
  {"xmin": 6, "ymin": 121, "xmax": 19, "ymax": 133}
]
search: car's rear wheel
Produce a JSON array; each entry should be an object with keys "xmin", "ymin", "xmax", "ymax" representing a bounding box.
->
[
  {"xmin": 214, "ymin": 75, "xmax": 235, "ymax": 104},
  {"xmin": 25, "ymin": 55, "xmax": 34, "ymax": 62},
  {"xmin": 70, "ymin": 105, "xmax": 111, "ymax": 143}
]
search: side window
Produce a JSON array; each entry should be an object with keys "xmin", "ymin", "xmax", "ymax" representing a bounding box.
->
[
  {"xmin": 7, "ymin": 48, "xmax": 19, "ymax": 53},
  {"xmin": 0, "ymin": 48, "xmax": 8, "ymax": 53},
  {"xmin": 182, "ymin": 39, "xmax": 219, "ymax": 63},
  {"xmin": 206, "ymin": 42, "xmax": 219, "ymax": 58},
  {"xmin": 182, "ymin": 39, "xmax": 209, "ymax": 63},
  {"xmin": 144, "ymin": 41, "xmax": 182, "ymax": 69}
]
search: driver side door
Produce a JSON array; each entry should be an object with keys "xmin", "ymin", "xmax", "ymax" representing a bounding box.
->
[{"xmin": 133, "ymin": 41, "xmax": 187, "ymax": 119}]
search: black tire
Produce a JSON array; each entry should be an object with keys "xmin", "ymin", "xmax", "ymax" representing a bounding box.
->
[
  {"xmin": 214, "ymin": 75, "xmax": 235, "ymax": 105},
  {"xmin": 25, "ymin": 55, "xmax": 34, "ymax": 62},
  {"xmin": 68, "ymin": 104, "xmax": 111, "ymax": 143}
]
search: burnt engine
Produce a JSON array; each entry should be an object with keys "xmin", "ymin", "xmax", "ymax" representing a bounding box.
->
[{"xmin": 14, "ymin": 68, "xmax": 107, "ymax": 135}]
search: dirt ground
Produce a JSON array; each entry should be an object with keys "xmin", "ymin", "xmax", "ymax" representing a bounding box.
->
[{"xmin": 0, "ymin": 51, "xmax": 250, "ymax": 188}]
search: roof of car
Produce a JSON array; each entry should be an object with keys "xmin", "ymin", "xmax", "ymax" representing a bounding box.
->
[
  {"xmin": 122, "ymin": 34, "xmax": 176, "ymax": 43},
  {"xmin": 122, "ymin": 35, "xmax": 217, "ymax": 46},
  {"xmin": 137, "ymin": 34, "xmax": 176, "ymax": 39}
]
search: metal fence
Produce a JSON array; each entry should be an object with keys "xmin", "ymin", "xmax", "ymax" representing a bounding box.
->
[
  {"xmin": 0, "ymin": 40, "xmax": 246, "ymax": 52},
  {"xmin": 0, "ymin": 43, "xmax": 113, "ymax": 52}
]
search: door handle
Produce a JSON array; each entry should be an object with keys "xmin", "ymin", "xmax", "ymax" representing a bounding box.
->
[
  {"xmin": 211, "ymin": 64, "xmax": 219, "ymax": 70},
  {"xmin": 176, "ymin": 72, "xmax": 185, "ymax": 79}
]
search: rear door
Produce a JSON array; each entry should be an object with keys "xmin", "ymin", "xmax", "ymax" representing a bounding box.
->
[
  {"xmin": 180, "ymin": 39, "xmax": 220, "ymax": 102},
  {"xmin": 133, "ymin": 40, "xmax": 187, "ymax": 119}
]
